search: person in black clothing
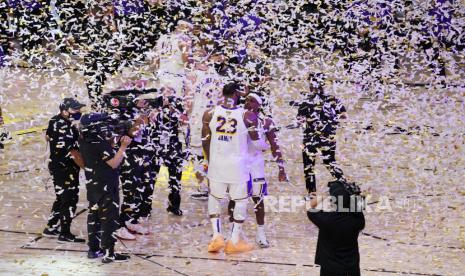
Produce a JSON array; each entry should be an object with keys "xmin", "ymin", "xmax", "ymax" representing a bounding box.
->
[
  {"xmin": 293, "ymin": 73, "xmax": 347, "ymax": 193},
  {"xmin": 0, "ymin": 107, "xmax": 11, "ymax": 149},
  {"xmin": 146, "ymin": 90, "xmax": 185, "ymax": 216},
  {"xmin": 42, "ymin": 98, "xmax": 86, "ymax": 243},
  {"xmin": 83, "ymin": 2, "xmax": 121, "ymax": 111},
  {"xmin": 117, "ymin": 108, "xmax": 153, "ymax": 237},
  {"xmin": 307, "ymin": 180, "xmax": 365, "ymax": 276},
  {"xmin": 79, "ymin": 113, "xmax": 131, "ymax": 263}
]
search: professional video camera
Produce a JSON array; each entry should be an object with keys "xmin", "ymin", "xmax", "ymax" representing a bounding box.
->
[
  {"xmin": 80, "ymin": 113, "xmax": 133, "ymax": 141},
  {"xmin": 102, "ymin": 88, "xmax": 165, "ymax": 114}
]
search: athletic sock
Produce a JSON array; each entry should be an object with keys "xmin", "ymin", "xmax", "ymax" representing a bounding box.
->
[
  {"xmin": 257, "ymin": 224, "xmax": 265, "ymax": 236},
  {"xmin": 211, "ymin": 218, "xmax": 221, "ymax": 238},
  {"xmin": 231, "ymin": 222, "xmax": 242, "ymax": 244}
]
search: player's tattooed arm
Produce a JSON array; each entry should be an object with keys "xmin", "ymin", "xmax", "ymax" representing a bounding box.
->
[
  {"xmin": 264, "ymin": 118, "xmax": 287, "ymax": 182},
  {"xmin": 201, "ymin": 109, "xmax": 213, "ymax": 162},
  {"xmin": 244, "ymin": 110, "xmax": 259, "ymax": 141}
]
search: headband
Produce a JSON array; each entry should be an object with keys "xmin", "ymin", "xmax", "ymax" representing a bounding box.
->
[{"xmin": 247, "ymin": 93, "xmax": 263, "ymax": 105}]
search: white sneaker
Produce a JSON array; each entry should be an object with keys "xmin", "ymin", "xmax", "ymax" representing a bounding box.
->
[
  {"xmin": 115, "ymin": 227, "xmax": 136, "ymax": 240},
  {"xmin": 256, "ymin": 231, "xmax": 270, "ymax": 248},
  {"xmin": 126, "ymin": 222, "xmax": 150, "ymax": 235}
]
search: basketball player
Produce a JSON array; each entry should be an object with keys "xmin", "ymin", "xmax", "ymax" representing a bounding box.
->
[
  {"xmin": 231, "ymin": 92, "xmax": 287, "ymax": 248},
  {"xmin": 153, "ymin": 19, "xmax": 193, "ymax": 97},
  {"xmin": 186, "ymin": 47, "xmax": 224, "ymax": 200},
  {"xmin": 202, "ymin": 82, "xmax": 269, "ymax": 254}
]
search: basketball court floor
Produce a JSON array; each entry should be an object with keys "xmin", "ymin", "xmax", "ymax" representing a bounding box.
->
[{"xmin": 0, "ymin": 50, "xmax": 464, "ymax": 275}]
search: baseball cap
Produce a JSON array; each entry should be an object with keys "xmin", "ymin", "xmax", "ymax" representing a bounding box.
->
[{"xmin": 60, "ymin": 98, "xmax": 86, "ymax": 111}]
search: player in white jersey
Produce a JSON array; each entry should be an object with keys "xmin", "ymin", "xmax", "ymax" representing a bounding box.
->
[
  {"xmin": 186, "ymin": 47, "xmax": 224, "ymax": 200},
  {"xmin": 153, "ymin": 20, "xmax": 192, "ymax": 97},
  {"xmin": 202, "ymin": 82, "xmax": 268, "ymax": 254},
  {"xmin": 242, "ymin": 93, "xmax": 287, "ymax": 248}
]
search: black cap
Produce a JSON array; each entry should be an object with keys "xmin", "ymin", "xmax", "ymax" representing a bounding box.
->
[
  {"xmin": 308, "ymin": 72, "xmax": 326, "ymax": 88},
  {"xmin": 60, "ymin": 98, "xmax": 86, "ymax": 111}
]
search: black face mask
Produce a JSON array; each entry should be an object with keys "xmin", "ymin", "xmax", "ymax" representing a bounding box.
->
[{"xmin": 70, "ymin": 112, "xmax": 82, "ymax": 121}]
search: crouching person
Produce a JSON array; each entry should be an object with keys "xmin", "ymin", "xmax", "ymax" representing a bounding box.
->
[
  {"xmin": 306, "ymin": 180, "xmax": 365, "ymax": 276},
  {"xmin": 79, "ymin": 113, "xmax": 131, "ymax": 263}
]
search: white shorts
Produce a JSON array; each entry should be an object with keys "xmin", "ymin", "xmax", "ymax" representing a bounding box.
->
[
  {"xmin": 209, "ymin": 180, "xmax": 248, "ymax": 200},
  {"xmin": 249, "ymin": 176, "xmax": 268, "ymax": 197}
]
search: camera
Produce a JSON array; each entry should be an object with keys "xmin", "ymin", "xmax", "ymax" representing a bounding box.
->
[
  {"xmin": 102, "ymin": 89, "xmax": 164, "ymax": 112},
  {"xmin": 80, "ymin": 113, "xmax": 133, "ymax": 141}
]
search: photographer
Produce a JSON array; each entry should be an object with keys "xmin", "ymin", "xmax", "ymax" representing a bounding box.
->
[
  {"xmin": 306, "ymin": 180, "xmax": 365, "ymax": 276},
  {"xmin": 101, "ymin": 90, "xmax": 161, "ymax": 236},
  {"xmin": 292, "ymin": 73, "xmax": 347, "ymax": 193},
  {"xmin": 79, "ymin": 113, "xmax": 131, "ymax": 263},
  {"xmin": 43, "ymin": 98, "xmax": 85, "ymax": 243},
  {"xmin": 148, "ymin": 87, "xmax": 185, "ymax": 216},
  {"xmin": 117, "ymin": 101, "xmax": 153, "ymax": 238}
]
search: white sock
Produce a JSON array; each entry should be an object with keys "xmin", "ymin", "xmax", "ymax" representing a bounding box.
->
[
  {"xmin": 211, "ymin": 218, "xmax": 221, "ymax": 238},
  {"xmin": 257, "ymin": 224, "xmax": 265, "ymax": 236},
  {"xmin": 231, "ymin": 222, "xmax": 242, "ymax": 244}
]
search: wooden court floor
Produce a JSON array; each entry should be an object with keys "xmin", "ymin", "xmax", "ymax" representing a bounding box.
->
[{"xmin": 0, "ymin": 61, "xmax": 464, "ymax": 276}]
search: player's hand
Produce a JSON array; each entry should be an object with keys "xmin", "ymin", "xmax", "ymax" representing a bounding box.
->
[{"xmin": 120, "ymin": 135, "xmax": 132, "ymax": 148}]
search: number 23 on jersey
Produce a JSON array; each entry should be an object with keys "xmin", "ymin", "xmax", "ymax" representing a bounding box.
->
[{"xmin": 215, "ymin": 116, "xmax": 238, "ymax": 137}]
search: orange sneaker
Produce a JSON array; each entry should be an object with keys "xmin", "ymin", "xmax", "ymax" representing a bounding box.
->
[
  {"xmin": 224, "ymin": 239, "xmax": 254, "ymax": 254},
  {"xmin": 208, "ymin": 235, "xmax": 225, "ymax": 252}
]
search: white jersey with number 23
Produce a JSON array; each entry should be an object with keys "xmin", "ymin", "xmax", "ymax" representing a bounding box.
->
[{"xmin": 208, "ymin": 105, "xmax": 250, "ymax": 183}]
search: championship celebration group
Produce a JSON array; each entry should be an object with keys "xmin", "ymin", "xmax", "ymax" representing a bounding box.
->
[{"xmin": 12, "ymin": 0, "xmax": 457, "ymax": 274}]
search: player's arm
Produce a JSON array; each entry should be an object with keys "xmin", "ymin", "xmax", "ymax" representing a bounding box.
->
[
  {"xmin": 201, "ymin": 109, "xmax": 213, "ymax": 162},
  {"xmin": 150, "ymin": 38, "xmax": 162, "ymax": 70},
  {"xmin": 179, "ymin": 40, "xmax": 192, "ymax": 67},
  {"xmin": 264, "ymin": 118, "xmax": 287, "ymax": 182},
  {"xmin": 243, "ymin": 110, "xmax": 259, "ymax": 141},
  {"xmin": 184, "ymin": 73, "xmax": 196, "ymax": 116}
]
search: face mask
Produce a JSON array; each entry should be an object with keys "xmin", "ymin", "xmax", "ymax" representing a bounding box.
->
[{"xmin": 70, "ymin": 112, "xmax": 82, "ymax": 121}]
